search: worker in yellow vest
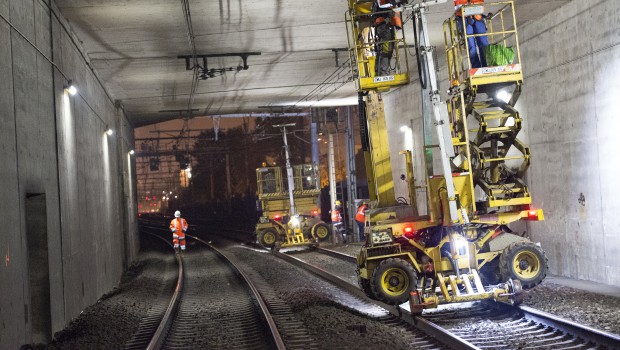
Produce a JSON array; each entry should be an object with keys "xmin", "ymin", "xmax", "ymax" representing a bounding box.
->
[{"xmin": 169, "ymin": 210, "xmax": 188, "ymax": 253}]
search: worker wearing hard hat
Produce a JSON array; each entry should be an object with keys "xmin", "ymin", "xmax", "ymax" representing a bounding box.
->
[
  {"xmin": 169, "ymin": 210, "xmax": 188, "ymax": 253},
  {"xmin": 455, "ymin": 0, "xmax": 489, "ymax": 68},
  {"xmin": 331, "ymin": 200, "xmax": 347, "ymax": 243},
  {"xmin": 355, "ymin": 201, "xmax": 368, "ymax": 241},
  {"xmin": 372, "ymin": 0, "xmax": 403, "ymax": 76}
]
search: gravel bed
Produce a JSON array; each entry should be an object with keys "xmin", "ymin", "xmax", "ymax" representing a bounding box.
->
[
  {"xmin": 225, "ymin": 243, "xmax": 437, "ymax": 349},
  {"xmin": 21, "ymin": 236, "xmax": 176, "ymax": 350},
  {"xmin": 314, "ymin": 242, "xmax": 620, "ymax": 336},
  {"xmin": 523, "ymin": 282, "xmax": 620, "ymax": 335}
]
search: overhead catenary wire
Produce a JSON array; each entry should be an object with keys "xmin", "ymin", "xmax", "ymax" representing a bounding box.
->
[{"xmin": 180, "ymin": 0, "xmax": 200, "ymax": 119}]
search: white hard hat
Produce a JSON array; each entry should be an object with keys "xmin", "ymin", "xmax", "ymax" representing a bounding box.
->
[{"xmin": 174, "ymin": 210, "xmax": 181, "ymax": 217}]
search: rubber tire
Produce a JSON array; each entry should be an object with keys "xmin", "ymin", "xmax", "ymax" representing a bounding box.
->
[
  {"xmin": 356, "ymin": 268, "xmax": 374, "ymax": 299},
  {"xmin": 312, "ymin": 223, "xmax": 331, "ymax": 241},
  {"xmin": 370, "ymin": 258, "xmax": 418, "ymax": 305},
  {"xmin": 499, "ymin": 242, "xmax": 548, "ymax": 289},
  {"xmin": 258, "ymin": 228, "xmax": 279, "ymax": 249}
]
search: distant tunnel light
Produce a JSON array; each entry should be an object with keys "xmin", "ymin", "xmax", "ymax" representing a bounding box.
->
[
  {"xmin": 106, "ymin": 128, "xmax": 114, "ymax": 136},
  {"xmin": 129, "ymin": 149, "xmax": 135, "ymax": 155},
  {"xmin": 65, "ymin": 80, "xmax": 77, "ymax": 96}
]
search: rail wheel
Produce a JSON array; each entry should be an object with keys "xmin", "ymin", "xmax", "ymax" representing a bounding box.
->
[
  {"xmin": 258, "ymin": 228, "xmax": 279, "ymax": 249},
  {"xmin": 370, "ymin": 258, "xmax": 418, "ymax": 305},
  {"xmin": 312, "ymin": 223, "xmax": 331, "ymax": 241},
  {"xmin": 499, "ymin": 242, "xmax": 548, "ymax": 288},
  {"xmin": 356, "ymin": 268, "xmax": 374, "ymax": 299}
]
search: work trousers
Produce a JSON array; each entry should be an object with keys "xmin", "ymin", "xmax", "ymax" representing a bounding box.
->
[
  {"xmin": 375, "ymin": 22, "xmax": 395, "ymax": 76},
  {"xmin": 458, "ymin": 16, "xmax": 489, "ymax": 68}
]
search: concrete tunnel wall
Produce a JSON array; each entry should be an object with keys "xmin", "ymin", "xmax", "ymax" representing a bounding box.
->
[
  {"xmin": 0, "ymin": 0, "xmax": 139, "ymax": 348},
  {"xmin": 381, "ymin": 0, "xmax": 620, "ymax": 286}
]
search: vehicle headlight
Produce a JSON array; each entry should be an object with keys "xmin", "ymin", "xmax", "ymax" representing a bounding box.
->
[
  {"xmin": 454, "ymin": 236, "xmax": 469, "ymax": 257},
  {"xmin": 290, "ymin": 216, "xmax": 300, "ymax": 228}
]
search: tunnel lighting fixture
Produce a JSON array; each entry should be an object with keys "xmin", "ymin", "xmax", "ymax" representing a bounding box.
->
[
  {"xmin": 174, "ymin": 195, "xmax": 178, "ymax": 199},
  {"xmin": 400, "ymin": 125, "xmax": 409, "ymax": 132},
  {"xmin": 65, "ymin": 80, "xmax": 77, "ymax": 95},
  {"xmin": 129, "ymin": 150, "xmax": 135, "ymax": 155},
  {"xmin": 106, "ymin": 128, "xmax": 114, "ymax": 136}
]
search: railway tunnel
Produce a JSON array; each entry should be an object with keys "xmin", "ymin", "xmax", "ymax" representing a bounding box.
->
[{"xmin": 1, "ymin": 0, "xmax": 620, "ymax": 349}]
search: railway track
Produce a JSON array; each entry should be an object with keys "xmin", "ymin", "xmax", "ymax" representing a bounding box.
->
[
  {"xmin": 139, "ymin": 220, "xmax": 620, "ymax": 349},
  {"xmin": 286, "ymin": 245, "xmax": 620, "ymax": 350},
  {"xmin": 129, "ymin": 226, "xmax": 284, "ymax": 349}
]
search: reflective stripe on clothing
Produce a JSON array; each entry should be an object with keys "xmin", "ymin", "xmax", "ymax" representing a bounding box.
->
[{"xmin": 170, "ymin": 218, "xmax": 188, "ymax": 233}]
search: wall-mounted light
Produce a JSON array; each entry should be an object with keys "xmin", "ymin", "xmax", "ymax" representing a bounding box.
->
[
  {"xmin": 129, "ymin": 150, "xmax": 135, "ymax": 155},
  {"xmin": 65, "ymin": 80, "xmax": 77, "ymax": 95},
  {"xmin": 106, "ymin": 128, "xmax": 114, "ymax": 136}
]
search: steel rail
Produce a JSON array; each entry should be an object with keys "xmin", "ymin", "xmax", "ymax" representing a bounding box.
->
[
  {"xmin": 188, "ymin": 234, "xmax": 287, "ymax": 350},
  {"xmin": 315, "ymin": 246, "xmax": 357, "ymax": 263},
  {"xmin": 274, "ymin": 250, "xmax": 479, "ymax": 350},
  {"xmin": 143, "ymin": 230, "xmax": 184, "ymax": 350},
  {"xmin": 517, "ymin": 305, "xmax": 620, "ymax": 349}
]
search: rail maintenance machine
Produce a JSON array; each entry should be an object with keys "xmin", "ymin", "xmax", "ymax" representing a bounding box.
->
[
  {"xmin": 255, "ymin": 124, "xmax": 331, "ymax": 250},
  {"xmin": 345, "ymin": 0, "xmax": 548, "ymax": 313}
]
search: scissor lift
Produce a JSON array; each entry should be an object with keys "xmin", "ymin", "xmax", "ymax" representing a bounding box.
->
[
  {"xmin": 345, "ymin": 0, "xmax": 410, "ymax": 91},
  {"xmin": 444, "ymin": 1, "xmax": 532, "ymax": 210}
]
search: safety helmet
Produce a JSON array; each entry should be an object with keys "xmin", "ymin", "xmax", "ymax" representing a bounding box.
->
[
  {"xmin": 174, "ymin": 210, "xmax": 181, "ymax": 218},
  {"xmin": 335, "ymin": 200, "xmax": 342, "ymax": 206}
]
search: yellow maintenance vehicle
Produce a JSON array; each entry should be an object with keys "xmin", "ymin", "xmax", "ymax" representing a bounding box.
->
[
  {"xmin": 255, "ymin": 124, "xmax": 330, "ymax": 250},
  {"xmin": 346, "ymin": 0, "xmax": 548, "ymax": 312}
]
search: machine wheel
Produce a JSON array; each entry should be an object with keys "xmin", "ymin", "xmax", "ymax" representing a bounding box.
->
[
  {"xmin": 370, "ymin": 258, "xmax": 418, "ymax": 305},
  {"xmin": 312, "ymin": 223, "xmax": 331, "ymax": 241},
  {"xmin": 356, "ymin": 268, "xmax": 374, "ymax": 299},
  {"xmin": 258, "ymin": 228, "xmax": 279, "ymax": 249},
  {"xmin": 499, "ymin": 242, "xmax": 548, "ymax": 288}
]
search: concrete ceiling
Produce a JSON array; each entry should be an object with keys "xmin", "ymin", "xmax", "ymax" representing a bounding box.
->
[{"xmin": 56, "ymin": 0, "xmax": 569, "ymax": 127}]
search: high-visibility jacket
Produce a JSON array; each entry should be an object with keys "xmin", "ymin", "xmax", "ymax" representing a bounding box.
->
[
  {"xmin": 331, "ymin": 209, "xmax": 342, "ymax": 223},
  {"xmin": 373, "ymin": 0, "xmax": 402, "ymax": 29},
  {"xmin": 355, "ymin": 204, "xmax": 368, "ymax": 223},
  {"xmin": 169, "ymin": 218, "xmax": 188, "ymax": 237}
]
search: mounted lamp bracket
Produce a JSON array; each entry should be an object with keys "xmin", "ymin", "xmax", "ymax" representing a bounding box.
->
[{"xmin": 178, "ymin": 52, "xmax": 261, "ymax": 80}]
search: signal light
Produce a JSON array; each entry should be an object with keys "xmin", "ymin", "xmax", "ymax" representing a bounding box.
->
[
  {"xmin": 403, "ymin": 226, "xmax": 414, "ymax": 238},
  {"xmin": 273, "ymin": 215, "xmax": 282, "ymax": 221},
  {"xmin": 527, "ymin": 210, "xmax": 538, "ymax": 220},
  {"xmin": 312, "ymin": 209, "xmax": 319, "ymax": 216}
]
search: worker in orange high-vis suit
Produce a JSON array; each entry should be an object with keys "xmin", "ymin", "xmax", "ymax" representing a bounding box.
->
[
  {"xmin": 372, "ymin": 0, "xmax": 403, "ymax": 76},
  {"xmin": 331, "ymin": 200, "xmax": 346, "ymax": 243},
  {"xmin": 169, "ymin": 210, "xmax": 188, "ymax": 252},
  {"xmin": 355, "ymin": 201, "xmax": 368, "ymax": 241}
]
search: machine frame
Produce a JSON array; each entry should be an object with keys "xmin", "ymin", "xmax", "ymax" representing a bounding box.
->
[{"xmin": 348, "ymin": 0, "xmax": 548, "ymax": 312}]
